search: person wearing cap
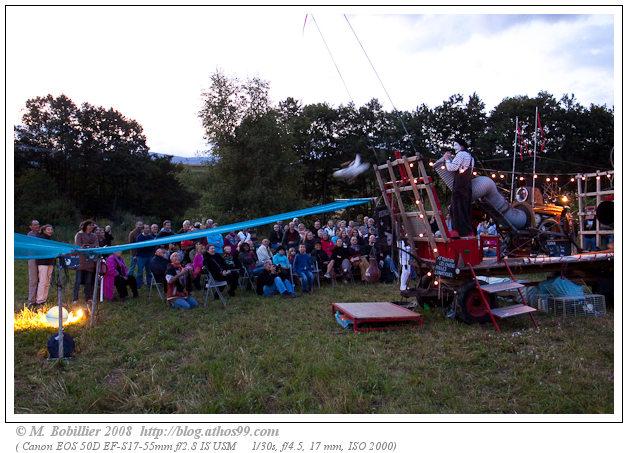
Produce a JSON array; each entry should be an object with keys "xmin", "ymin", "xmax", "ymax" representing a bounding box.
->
[{"xmin": 443, "ymin": 138, "xmax": 475, "ymax": 237}]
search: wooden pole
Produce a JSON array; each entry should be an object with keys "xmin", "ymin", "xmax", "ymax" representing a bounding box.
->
[
  {"xmin": 510, "ymin": 116, "xmax": 519, "ymax": 202},
  {"xmin": 90, "ymin": 258, "xmax": 101, "ymax": 327}
]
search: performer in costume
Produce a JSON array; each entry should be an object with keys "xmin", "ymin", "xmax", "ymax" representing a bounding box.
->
[{"xmin": 443, "ymin": 138, "xmax": 475, "ymax": 237}]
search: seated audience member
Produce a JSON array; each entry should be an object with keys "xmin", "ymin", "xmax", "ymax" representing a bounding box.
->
[
  {"xmin": 311, "ymin": 241, "xmax": 329, "ymax": 271},
  {"xmin": 323, "ymin": 219, "xmax": 336, "ymax": 237},
  {"xmin": 476, "ymin": 219, "xmax": 490, "ymax": 237},
  {"xmin": 256, "ymin": 261, "xmax": 296, "ymax": 298},
  {"xmin": 363, "ymin": 234, "xmax": 398, "ymax": 282},
  {"xmin": 222, "ymin": 245, "xmax": 241, "ymax": 271},
  {"xmin": 287, "ymin": 247, "xmax": 297, "ymax": 267},
  {"xmin": 191, "ymin": 243, "xmax": 206, "ymax": 290},
  {"xmin": 297, "ymin": 223, "xmax": 307, "ymax": 242},
  {"xmin": 237, "ymin": 228, "xmax": 252, "ymax": 246},
  {"xmin": 165, "ymin": 253, "xmax": 198, "ymax": 309},
  {"xmin": 168, "ymin": 243, "xmax": 185, "ymax": 263},
  {"xmin": 293, "ymin": 244, "xmax": 315, "ymax": 293},
  {"xmin": 282, "ymin": 222, "xmax": 300, "ymax": 250},
  {"xmin": 104, "ymin": 251, "xmax": 139, "ymax": 302},
  {"xmin": 204, "ymin": 244, "xmax": 238, "ymax": 296},
  {"xmin": 149, "ymin": 248, "xmax": 170, "ymax": 292},
  {"xmin": 237, "ymin": 242, "xmax": 257, "ymax": 272},
  {"xmin": 224, "ymin": 231, "xmax": 239, "ymax": 249},
  {"xmin": 178, "ymin": 220, "xmax": 192, "ymax": 234},
  {"xmin": 302, "ymin": 231, "xmax": 317, "ymax": 253},
  {"xmin": 325, "ymin": 239, "xmax": 351, "ymax": 281},
  {"xmin": 320, "ymin": 232, "xmax": 334, "ymax": 258},
  {"xmin": 349, "ymin": 228, "xmax": 364, "ymax": 246},
  {"xmin": 348, "ymin": 236, "xmax": 363, "ymax": 272},
  {"xmin": 269, "ymin": 224, "xmax": 283, "ymax": 250},
  {"xmin": 272, "ymin": 246, "xmax": 291, "ymax": 271},
  {"xmin": 256, "ymin": 238, "xmax": 273, "ymax": 264},
  {"xmin": 339, "ymin": 230, "xmax": 351, "ymax": 247},
  {"xmin": 312, "ymin": 220, "xmax": 322, "ymax": 238}
]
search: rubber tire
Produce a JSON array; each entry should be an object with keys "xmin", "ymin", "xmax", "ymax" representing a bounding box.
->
[{"xmin": 457, "ymin": 280, "xmax": 497, "ymax": 324}]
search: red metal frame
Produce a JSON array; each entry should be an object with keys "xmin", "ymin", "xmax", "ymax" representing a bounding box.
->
[
  {"xmin": 503, "ymin": 259, "xmax": 539, "ymax": 328},
  {"xmin": 468, "ymin": 264, "xmax": 501, "ymax": 332}
]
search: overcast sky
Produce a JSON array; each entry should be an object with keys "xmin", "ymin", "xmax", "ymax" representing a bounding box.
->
[{"xmin": 7, "ymin": 7, "xmax": 615, "ymax": 157}]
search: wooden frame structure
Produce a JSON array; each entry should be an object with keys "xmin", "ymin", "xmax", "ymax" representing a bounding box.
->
[
  {"xmin": 373, "ymin": 153, "xmax": 449, "ymax": 260},
  {"xmin": 576, "ymin": 170, "xmax": 614, "ymax": 249}
]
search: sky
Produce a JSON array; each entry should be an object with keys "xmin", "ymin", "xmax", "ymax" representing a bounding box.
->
[{"xmin": 6, "ymin": 7, "xmax": 615, "ymax": 157}]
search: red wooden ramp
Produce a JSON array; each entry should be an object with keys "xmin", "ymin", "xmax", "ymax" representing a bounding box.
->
[{"xmin": 332, "ymin": 302, "xmax": 423, "ymax": 333}]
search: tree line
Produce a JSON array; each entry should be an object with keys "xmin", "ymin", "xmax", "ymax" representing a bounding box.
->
[{"xmin": 14, "ymin": 72, "xmax": 613, "ymax": 229}]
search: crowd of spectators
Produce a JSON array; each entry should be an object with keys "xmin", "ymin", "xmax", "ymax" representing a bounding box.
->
[{"xmin": 25, "ymin": 214, "xmax": 400, "ymax": 310}]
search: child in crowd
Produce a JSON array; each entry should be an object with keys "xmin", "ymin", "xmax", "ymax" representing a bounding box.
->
[{"xmin": 293, "ymin": 244, "xmax": 315, "ymax": 293}]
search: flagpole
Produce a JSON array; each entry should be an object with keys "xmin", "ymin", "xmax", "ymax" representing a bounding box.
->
[
  {"xmin": 531, "ymin": 106, "xmax": 538, "ymax": 209},
  {"xmin": 510, "ymin": 116, "xmax": 519, "ymax": 202}
]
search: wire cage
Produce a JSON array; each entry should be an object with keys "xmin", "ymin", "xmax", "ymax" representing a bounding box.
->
[{"xmin": 534, "ymin": 294, "xmax": 606, "ymax": 318}]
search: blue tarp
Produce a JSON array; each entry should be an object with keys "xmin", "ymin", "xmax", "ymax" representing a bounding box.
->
[{"xmin": 14, "ymin": 198, "xmax": 373, "ymax": 260}]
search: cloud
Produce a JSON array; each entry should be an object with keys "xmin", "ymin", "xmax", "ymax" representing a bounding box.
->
[{"xmin": 6, "ymin": 8, "xmax": 614, "ymax": 156}]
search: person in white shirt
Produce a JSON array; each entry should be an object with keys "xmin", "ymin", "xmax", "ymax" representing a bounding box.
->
[{"xmin": 256, "ymin": 238, "xmax": 273, "ymax": 264}]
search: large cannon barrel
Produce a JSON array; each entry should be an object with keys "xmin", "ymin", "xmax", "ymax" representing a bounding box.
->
[{"xmin": 434, "ymin": 156, "xmax": 528, "ymax": 229}]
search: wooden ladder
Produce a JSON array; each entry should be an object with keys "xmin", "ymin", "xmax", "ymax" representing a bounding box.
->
[{"xmin": 373, "ymin": 152, "xmax": 450, "ymax": 261}]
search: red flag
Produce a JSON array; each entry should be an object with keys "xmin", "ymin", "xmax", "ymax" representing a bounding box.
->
[
  {"xmin": 537, "ymin": 111, "xmax": 546, "ymax": 153},
  {"xmin": 517, "ymin": 125, "xmax": 524, "ymax": 161}
]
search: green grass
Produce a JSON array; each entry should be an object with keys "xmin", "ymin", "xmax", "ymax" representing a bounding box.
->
[{"xmin": 13, "ymin": 260, "xmax": 613, "ymax": 414}]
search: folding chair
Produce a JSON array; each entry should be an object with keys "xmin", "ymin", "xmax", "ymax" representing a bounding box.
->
[
  {"xmin": 204, "ymin": 273, "xmax": 228, "ymax": 308},
  {"xmin": 239, "ymin": 267, "xmax": 255, "ymax": 291},
  {"xmin": 147, "ymin": 271, "xmax": 166, "ymax": 303},
  {"xmin": 311, "ymin": 259, "xmax": 322, "ymax": 289}
]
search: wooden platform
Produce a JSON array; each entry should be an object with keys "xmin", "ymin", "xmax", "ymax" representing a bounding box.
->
[{"xmin": 332, "ymin": 302, "xmax": 423, "ymax": 333}]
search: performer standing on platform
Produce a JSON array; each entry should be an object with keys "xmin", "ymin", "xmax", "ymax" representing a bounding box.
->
[{"xmin": 442, "ymin": 138, "xmax": 475, "ymax": 237}]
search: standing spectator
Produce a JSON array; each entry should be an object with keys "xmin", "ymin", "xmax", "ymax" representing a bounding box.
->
[
  {"xmin": 293, "ymin": 244, "xmax": 315, "ymax": 293},
  {"xmin": 165, "ymin": 253, "xmax": 198, "ymax": 309},
  {"xmin": 135, "ymin": 224, "xmax": 155, "ymax": 289},
  {"xmin": 103, "ymin": 225, "xmax": 114, "ymax": 246},
  {"xmin": 282, "ymin": 222, "xmax": 300, "ymax": 250},
  {"xmin": 150, "ymin": 223, "xmax": 160, "ymax": 237},
  {"xmin": 156, "ymin": 219, "xmax": 174, "ymax": 239},
  {"xmin": 269, "ymin": 224, "xmax": 283, "ymax": 250},
  {"xmin": 206, "ymin": 224, "xmax": 224, "ymax": 254},
  {"xmin": 204, "ymin": 245, "xmax": 238, "ymax": 296},
  {"xmin": 27, "ymin": 219, "xmax": 41, "ymax": 305},
  {"xmin": 95, "ymin": 226, "xmax": 106, "ymax": 247},
  {"xmin": 237, "ymin": 228, "xmax": 252, "ymax": 246},
  {"xmin": 256, "ymin": 261, "xmax": 296, "ymax": 298},
  {"xmin": 205, "ymin": 218, "xmax": 215, "ymax": 229},
  {"xmin": 103, "ymin": 251, "xmax": 138, "ymax": 302},
  {"xmin": 34, "ymin": 224, "xmax": 55, "ymax": 306},
  {"xmin": 73, "ymin": 220, "xmax": 99, "ymax": 304},
  {"xmin": 178, "ymin": 220, "xmax": 192, "ymax": 234},
  {"xmin": 127, "ymin": 220, "xmax": 144, "ymax": 278}
]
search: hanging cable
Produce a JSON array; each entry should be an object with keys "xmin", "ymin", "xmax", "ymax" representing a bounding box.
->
[
  {"xmin": 310, "ymin": 14, "xmax": 355, "ymax": 104},
  {"xmin": 343, "ymin": 14, "xmax": 418, "ymax": 156}
]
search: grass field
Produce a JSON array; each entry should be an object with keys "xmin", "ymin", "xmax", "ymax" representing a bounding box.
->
[{"xmin": 13, "ymin": 259, "xmax": 613, "ymax": 414}]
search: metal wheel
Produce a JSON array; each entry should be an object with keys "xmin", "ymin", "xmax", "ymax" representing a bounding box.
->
[{"xmin": 456, "ymin": 280, "xmax": 497, "ymax": 324}]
